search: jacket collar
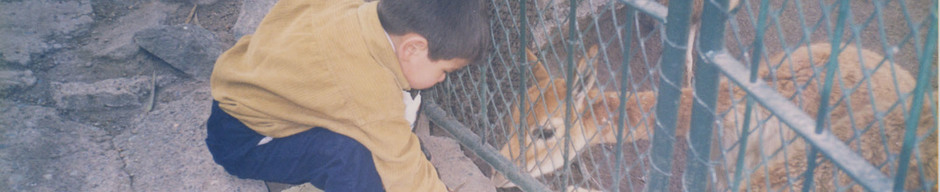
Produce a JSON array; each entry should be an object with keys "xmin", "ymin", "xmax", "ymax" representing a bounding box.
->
[{"xmin": 358, "ymin": 2, "xmax": 411, "ymax": 90}]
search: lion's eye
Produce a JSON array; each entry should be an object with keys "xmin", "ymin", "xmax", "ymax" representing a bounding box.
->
[{"xmin": 530, "ymin": 128, "xmax": 555, "ymax": 139}]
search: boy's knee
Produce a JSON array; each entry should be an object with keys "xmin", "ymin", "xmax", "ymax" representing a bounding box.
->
[
  {"xmin": 331, "ymin": 133, "xmax": 374, "ymax": 159},
  {"xmin": 314, "ymin": 131, "xmax": 383, "ymax": 191}
]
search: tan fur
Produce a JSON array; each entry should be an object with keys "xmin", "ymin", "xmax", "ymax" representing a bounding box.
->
[
  {"xmin": 739, "ymin": 43, "xmax": 936, "ymax": 191},
  {"xmin": 492, "ymin": 43, "xmax": 937, "ymax": 191},
  {"xmin": 491, "ymin": 46, "xmax": 600, "ymax": 188}
]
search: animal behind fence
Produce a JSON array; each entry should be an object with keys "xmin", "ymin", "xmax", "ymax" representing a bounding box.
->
[
  {"xmin": 490, "ymin": 45, "xmax": 600, "ymax": 188},
  {"xmin": 491, "ymin": 42, "xmax": 937, "ymax": 191},
  {"xmin": 422, "ymin": 0, "xmax": 937, "ymax": 191}
]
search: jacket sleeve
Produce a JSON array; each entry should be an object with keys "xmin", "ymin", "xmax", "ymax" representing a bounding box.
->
[
  {"xmin": 331, "ymin": 62, "xmax": 447, "ymax": 191},
  {"xmin": 359, "ymin": 117, "xmax": 448, "ymax": 192}
]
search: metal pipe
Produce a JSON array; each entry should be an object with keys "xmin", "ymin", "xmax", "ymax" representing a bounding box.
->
[
  {"xmin": 804, "ymin": 1, "xmax": 851, "ymax": 190},
  {"xmin": 893, "ymin": 12, "xmax": 937, "ymax": 192},
  {"xmin": 648, "ymin": 0, "xmax": 693, "ymax": 190},
  {"xmin": 730, "ymin": 0, "xmax": 771, "ymax": 190},
  {"xmin": 684, "ymin": 0, "xmax": 733, "ymax": 190},
  {"xmin": 614, "ymin": 6, "xmax": 638, "ymax": 192},
  {"xmin": 422, "ymin": 100, "xmax": 552, "ymax": 192}
]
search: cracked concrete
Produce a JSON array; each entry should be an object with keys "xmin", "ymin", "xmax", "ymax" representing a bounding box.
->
[
  {"xmin": 0, "ymin": 0, "xmax": 263, "ymax": 191},
  {"xmin": 0, "ymin": 81, "xmax": 265, "ymax": 191},
  {"xmin": 110, "ymin": 81, "xmax": 265, "ymax": 191},
  {"xmin": 0, "ymin": 100, "xmax": 131, "ymax": 191}
]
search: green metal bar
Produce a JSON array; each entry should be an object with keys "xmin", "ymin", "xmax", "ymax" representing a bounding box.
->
[
  {"xmin": 647, "ymin": 0, "xmax": 692, "ymax": 190},
  {"xmin": 613, "ymin": 6, "xmax": 637, "ymax": 192},
  {"xmin": 803, "ymin": 0, "xmax": 850, "ymax": 191},
  {"xmin": 562, "ymin": 0, "xmax": 578, "ymax": 190},
  {"xmin": 729, "ymin": 2, "xmax": 780, "ymax": 189},
  {"xmin": 893, "ymin": 13, "xmax": 937, "ymax": 192},
  {"xmin": 519, "ymin": 0, "xmax": 528, "ymax": 61},
  {"xmin": 710, "ymin": 51, "xmax": 895, "ymax": 192},
  {"xmin": 480, "ymin": 56, "xmax": 490, "ymax": 146},
  {"xmin": 873, "ymin": 0, "xmax": 914, "ymax": 165},
  {"xmin": 684, "ymin": 0, "xmax": 732, "ymax": 190},
  {"xmin": 515, "ymin": 0, "xmax": 529, "ymax": 174},
  {"xmin": 422, "ymin": 101, "xmax": 551, "ymax": 192},
  {"xmin": 731, "ymin": 0, "xmax": 771, "ymax": 190}
]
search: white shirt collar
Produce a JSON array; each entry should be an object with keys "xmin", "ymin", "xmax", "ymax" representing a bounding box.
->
[{"xmin": 384, "ymin": 32, "xmax": 395, "ymax": 52}]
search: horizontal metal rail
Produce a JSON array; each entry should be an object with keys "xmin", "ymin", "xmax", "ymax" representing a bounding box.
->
[{"xmin": 422, "ymin": 100, "xmax": 552, "ymax": 192}]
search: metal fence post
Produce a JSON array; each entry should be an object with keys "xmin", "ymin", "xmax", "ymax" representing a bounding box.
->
[
  {"xmin": 893, "ymin": 12, "xmax": 937, "ymax": 192},
  {"xmin": 647, "ymin": 0, "xmax": 693, "ymax": 191},
  {"xmin": 515, "ymin": 0, "xmax": 530, "ymax": 173},
  {"xmin": 614, "ymin": 5, "xmax": 638, "ymax": 192},
  {"xmin": 562, "ymin": 0, "xmax": 579, "ymax": 190},
  {"xmin": 804, "ymin": 0, "xmax": 851, "ymax": 190},
  {"xmin": 729, "ymin": 0, "xmax": 771, "ymax": 191},
  {"xmin": 684, "ymin": 0, "xmax": 733, "ymax": 190}
]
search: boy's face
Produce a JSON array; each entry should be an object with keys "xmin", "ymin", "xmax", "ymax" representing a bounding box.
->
[
  {"xmin": 401, "ymin": 57, "xmax": 467, "ymax": 90},
  {"xmin": 393, "ymin": 33, "xmax": 469, "ymax": 90}
]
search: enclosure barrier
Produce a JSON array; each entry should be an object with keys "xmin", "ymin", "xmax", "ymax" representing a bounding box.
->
[{"xmin": 424, "ymin": 0, "xmax": 938, "ymax": 191}]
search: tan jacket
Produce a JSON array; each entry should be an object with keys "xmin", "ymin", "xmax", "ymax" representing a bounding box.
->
[{"xmin": 210, "ymin": 0, "xmax": 445, "ymax": 191}]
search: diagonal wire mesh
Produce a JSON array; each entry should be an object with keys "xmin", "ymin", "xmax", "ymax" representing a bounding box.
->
[{"xmin": 424, "ymin": 0, "xmax": 938, "ymax": 191}]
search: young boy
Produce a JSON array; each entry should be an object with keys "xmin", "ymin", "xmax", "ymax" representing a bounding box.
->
[{"xmin": 205, "ymin": 0, "xmax": 489, "ymax": 191}]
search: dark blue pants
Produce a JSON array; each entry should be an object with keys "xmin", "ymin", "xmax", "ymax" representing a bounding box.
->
[{"xmin": 205, "ymin": 101, "xmax": 384, "ymax": 192}]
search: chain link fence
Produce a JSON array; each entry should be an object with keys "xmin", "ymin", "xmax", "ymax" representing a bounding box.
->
[{"xmin": 424, "ymin": 0, "xmax": 938, "ymax": 191}]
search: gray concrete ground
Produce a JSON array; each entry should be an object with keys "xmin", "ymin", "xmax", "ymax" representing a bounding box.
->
[{"xmin": 1, "ymin": 0, "xmax": 266, "ymax": 191}]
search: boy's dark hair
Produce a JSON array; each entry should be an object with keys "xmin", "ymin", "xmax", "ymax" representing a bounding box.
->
[{"xmin": 378, "ymin": 0, "xmax": 490, "ymax": 62}]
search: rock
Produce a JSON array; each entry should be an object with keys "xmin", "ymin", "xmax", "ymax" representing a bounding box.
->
[
  {"xmin": 232, "ymin": 0, "xmax": 278, "ymax": 39},
  {"xmin": 0, "ymin": 69, "xmax": 37, "ymax": 96},
  {"xmin": 135, "ymin": 24, "xmax": 224, "ymax": 81},
  {"xmin": 188, "ymin": 0, "xmax": 219, "ymax": 5},
  {"xmin": 52, "ymin": 77, "xmax": 152, "ymax": 111},
  {"xmin": 0, "ymin": 101, "xmax": 131, "ymax": 191},
  {"xmin": 86, "ymin": 1, "xmax": 179, "ymax": 60},
  {"xmin": 282, "ymin": 183, "xmax": 324, "ymax": 192},
  {"xmin": 0, "ymin": 0, "xmax": 93, "ymax": 66}
]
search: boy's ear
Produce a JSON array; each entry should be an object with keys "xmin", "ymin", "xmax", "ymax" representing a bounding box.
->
[{"xmin": 397, "ymin": 33, "xmax": 429, "ymax": 63}]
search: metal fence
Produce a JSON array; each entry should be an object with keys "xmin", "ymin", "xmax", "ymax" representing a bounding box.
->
[{"xmin": 424, "ymin": 0, "xmax": 938, "ymax": 191}]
